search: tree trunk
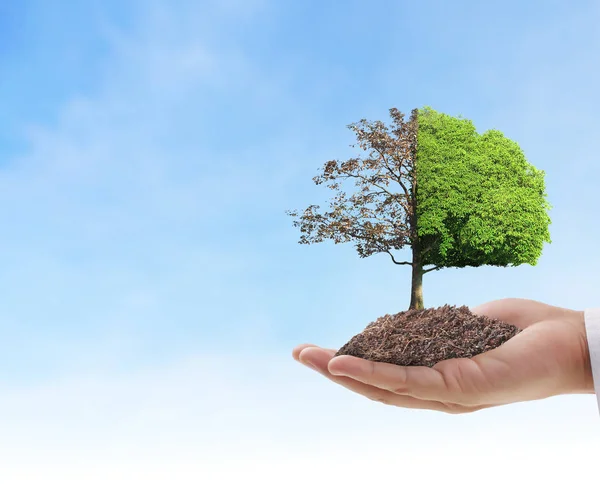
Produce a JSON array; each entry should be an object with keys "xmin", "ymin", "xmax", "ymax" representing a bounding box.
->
[
  {"xmin": 409, "ymin": 242, "xmax": 424, "ymax": 310},
  {"xmin": 408, "ymin": 141, "xmax": 422, "ymax": 310}
]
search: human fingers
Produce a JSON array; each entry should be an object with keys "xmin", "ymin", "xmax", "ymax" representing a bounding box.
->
[
  {"xmin": 327, "ymin": 353, "xmax": 481, "ymax": 405},
  {"xmin": 292, "ymin": 343, "xmax": 333, "ymax": 361},
  {"xmin": 470, "ymin": 298, "xmax": 575, "ymax": 330},
  {"xmin": 298, "ymin": 347, "xmax": 469, "ymax": 413}
]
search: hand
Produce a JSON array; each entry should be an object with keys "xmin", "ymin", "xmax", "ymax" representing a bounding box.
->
[{"xmin": 293, "ymin": 298, "xmax": 593, "ymax": 414}]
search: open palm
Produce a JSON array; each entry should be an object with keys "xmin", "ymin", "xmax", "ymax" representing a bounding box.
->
[{"xmin": 293, "ymin": 298, "xmax": 593, "ymax": 413}]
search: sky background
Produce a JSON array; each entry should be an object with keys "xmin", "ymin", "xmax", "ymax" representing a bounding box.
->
[{"xmin": 1, "ymin": 0, "xmax": 599, "ymax": 488}]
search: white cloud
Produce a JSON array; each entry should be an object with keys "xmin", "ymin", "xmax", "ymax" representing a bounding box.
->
[{"xmin": 0, "ymin": 350, "xmax": 597, "ymax": 489}]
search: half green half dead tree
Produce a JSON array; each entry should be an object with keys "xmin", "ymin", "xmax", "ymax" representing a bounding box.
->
[{"xmin": 286, "ymin": 107, "xmax": 551, "ymax": 310}]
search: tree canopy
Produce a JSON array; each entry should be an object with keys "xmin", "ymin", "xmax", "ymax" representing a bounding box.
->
[{"xmin": 416, "ymin": 107, "xmax": 551, "ymax": 268}]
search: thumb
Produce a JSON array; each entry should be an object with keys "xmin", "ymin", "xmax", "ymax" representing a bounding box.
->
[{"xmin": 470, "ymin": 298, "xmax": 571, "ymax": 330}]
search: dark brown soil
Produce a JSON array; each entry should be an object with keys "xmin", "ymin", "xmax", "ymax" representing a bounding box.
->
[{"xmin": 334, "ymin": 304, "xmax": 521, "ymax": 367}]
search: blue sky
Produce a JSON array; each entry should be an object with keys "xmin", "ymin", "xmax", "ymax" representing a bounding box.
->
[{"xmin": 1, "ymin": 0, "xmax": 600, "ymax": 487}]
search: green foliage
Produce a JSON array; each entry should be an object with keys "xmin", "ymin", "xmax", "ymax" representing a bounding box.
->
[{"xmin": 416, "ymin": 107, "xmax": 552, "ymax": 268}]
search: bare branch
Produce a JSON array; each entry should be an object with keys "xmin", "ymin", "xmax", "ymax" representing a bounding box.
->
[
  {"xmin": 423, "ymin": 265, "xmax": 443, "ymax": 274},
  {"xmin": 344, "ymin": 173, "xmax": 395, "ymax": 197},
  {"xmin": 343, "ymin": 172, "xmax": 411, "ymax": 215},
  {"xmin": 372, "ymin": 147, "xmax": 412, "ymax": 198},
  {"xmin": 372, "ymin": 147, "xmax": 401, "ymax": 182},
  {"xmin": 395, "ymin": 175, "xmax": 411, "ymax": 199},
  {"xmin": 386, "ymin": 250, "xmax": 412, "ymax": 266},
  {"xmin": 420, "ymin": 238, "xmax": 441, "ymax": 256}
]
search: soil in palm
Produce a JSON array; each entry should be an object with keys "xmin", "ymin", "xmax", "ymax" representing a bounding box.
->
[{"xmin": 334, "ymin": 304, "xmax": 521, "ymax": 368}]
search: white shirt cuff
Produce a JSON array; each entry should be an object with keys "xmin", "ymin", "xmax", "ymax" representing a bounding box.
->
[{"xmin": 584, "ymin": 308, "xmax": 600, "ymax": 414}]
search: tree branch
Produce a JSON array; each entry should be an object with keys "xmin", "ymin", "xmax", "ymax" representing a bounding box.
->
[
  {"xmin": 345, "ymin": 172, "xmax": 396, "ymax": 198},
  {"xmin": 341, "ymin": 170, "xmax": 411, "ymax": 216},
  {"xmin": 375, "ymin": 148, "xmax": 412, "ymax": 198},
  {"xmin": 386, "ymin": 250, "xmax": 412, "ymax": 266},
  {"xmin": 395, "ymin": 176, "xmax": 411, "ymax": 200},
  {"xmin": 373, "ymin": 148, "xmax": 402, "ymax": 183},
  {"xmin": 420, "ymin": 238, "xmax": 441, "ymax": 256},
  {"xmin": 422, "ymin": 265, "xmax": 443, "ymax": 274}
]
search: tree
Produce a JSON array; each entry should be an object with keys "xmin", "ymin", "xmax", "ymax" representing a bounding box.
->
[{"xmin": 286, "ymin": 107, "xmax": 551, "ymax": 310}]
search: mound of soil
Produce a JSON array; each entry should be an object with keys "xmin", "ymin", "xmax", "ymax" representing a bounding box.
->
[{"xmin": 334, "ymin": 304, "xmax": 521, "ymax": 367}]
